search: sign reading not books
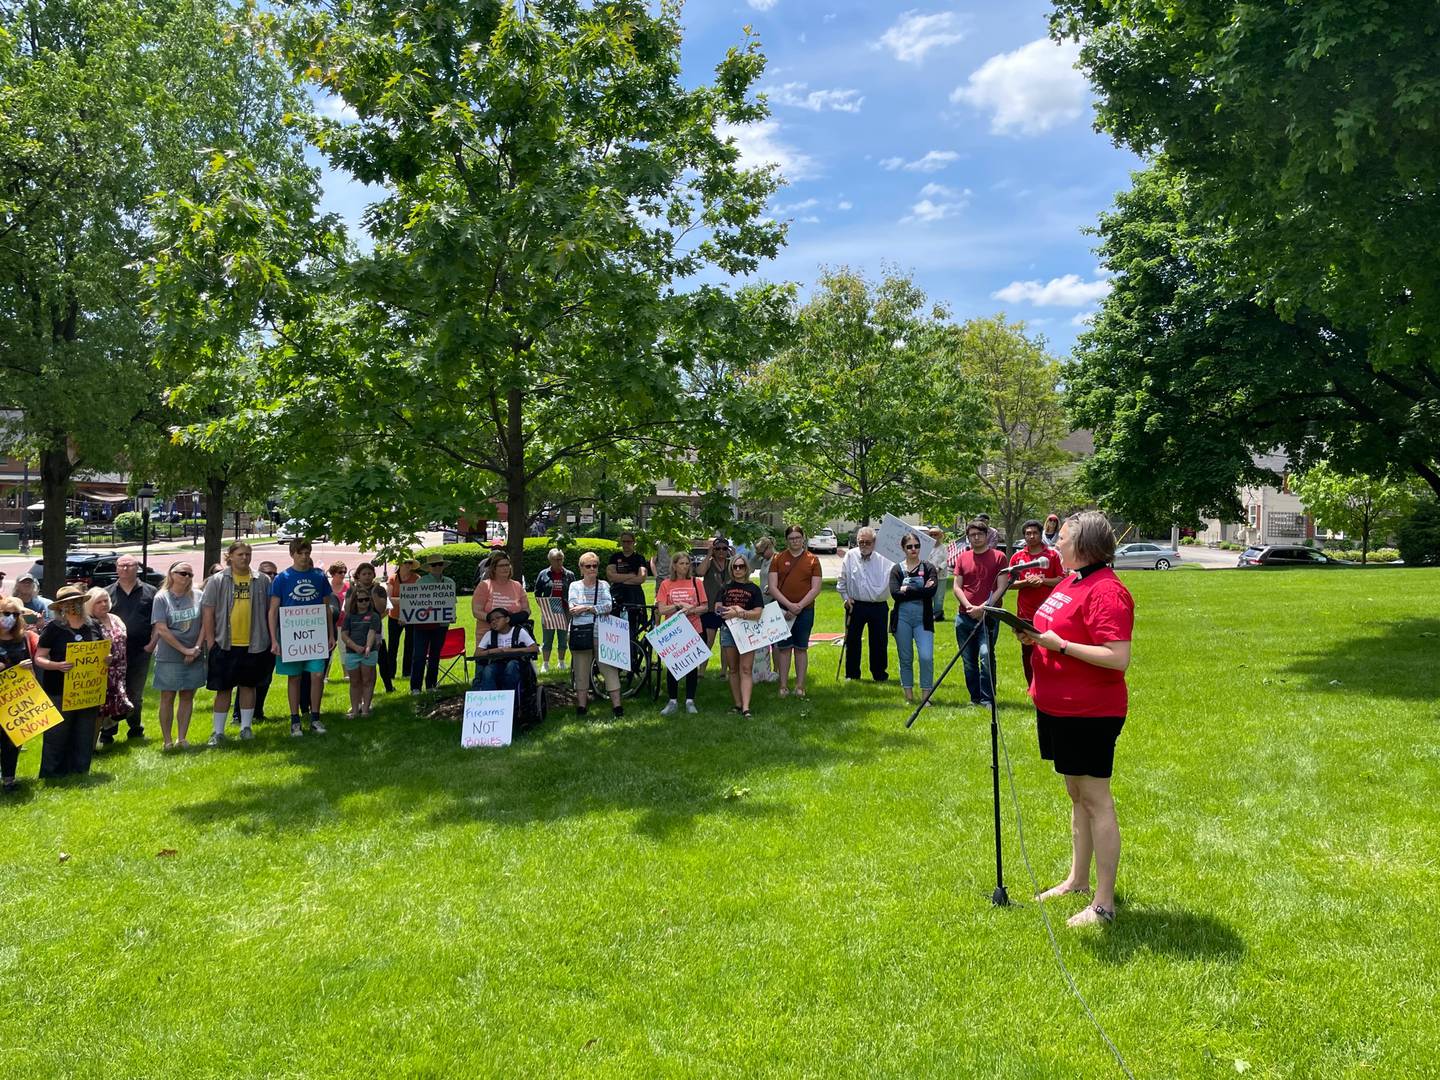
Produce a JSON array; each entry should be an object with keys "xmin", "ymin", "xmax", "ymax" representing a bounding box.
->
[
  {"xmin": 0, "ymin": 665, "xmax": 66, "ymax": 746},
  {"xmin": 61, "ymin": 639, "xmax": 110, "ymax": 711},
  {"xmin": 399, "ymin": 580, "xmax": 457, "ymax": 626},
  {"xmin": 724, "ymin": 601, "xmax": 791, "ymax": 655},
  {"xmin": 278, "ymin": 604, "xmax": 330, "ymax": 664},
  {"xmin": 596, "ymin": 615, "xmax": 631, "ymax": 671},
  {"xmin": 647, "ymin": 612, "xmax": 711, "ymax": 679},
  {"xmin": 462, "ymin": 690, "xmax": 514, "ymax": 748}
]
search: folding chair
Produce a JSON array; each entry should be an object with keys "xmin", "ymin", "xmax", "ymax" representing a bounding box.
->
[{"xmin": 436, "ymin": 626, "xmax": 469, "ymax": 686}]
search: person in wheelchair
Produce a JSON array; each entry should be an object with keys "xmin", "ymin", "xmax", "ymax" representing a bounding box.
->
[{"xmin": 472, "ymin": 607, "xmax": 539, "ymax": 692}]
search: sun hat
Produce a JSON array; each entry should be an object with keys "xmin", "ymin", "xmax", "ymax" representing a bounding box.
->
[{"xmin": 51, "ymin": 584, "xmax": 88, "ymax": 608}]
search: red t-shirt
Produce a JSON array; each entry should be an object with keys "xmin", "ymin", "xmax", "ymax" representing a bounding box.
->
[
  {"xmin": 953, "ymin": 547, "xmax": 1007, "ymax": 607},
  {"xmin": 656, "ymin": 578, "xmax": 707, "ymax": 633},
  {"xmin": 1009, "ymin": 546, "xmax": 1063, "ymax": 621},
  {"xmin": 1028, "ymin": 567, "xmax": 1134, "ymax": 717}
]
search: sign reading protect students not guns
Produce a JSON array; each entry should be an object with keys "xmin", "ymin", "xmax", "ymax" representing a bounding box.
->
[
  {"xmin": 278, "ymin": 604, "xmax": 330, "ymax": 664},
  {"xmin": 399, "ymin": 580, "xmax": 457, "ymax": 626},
  {"xmin": 0, "ymin": 665, "xmax": 66, "ymax": 746}
]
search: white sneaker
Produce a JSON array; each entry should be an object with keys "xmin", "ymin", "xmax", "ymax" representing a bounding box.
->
[
  {"xmin": 540, "ymin": 662, "xmax": 549, "ymax": 674},
  {"xmin": 206, "ymin": 732, "xmax": 224, "ymax": 748},
  {"xmin": 685, "ymin": 701, "xmax": 698, "ymax": 714},
  {"xmin": 239, "ymin": 727, "xmax": 255, "ymax": 740},
  {"xmin": 660, "ymin": 700, "xmax": 679, "ymax": 716}
]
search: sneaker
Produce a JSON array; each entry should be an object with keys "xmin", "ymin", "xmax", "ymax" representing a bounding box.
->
[
  {"xmin": 291, "ymin": 722, "xmax": 303, "ymax": 738},
  {"xmin": 660, "ymin": 700, "xmax": 679, "ymax": 716},
  {"xmin": 206, "ymin": 733, "xmax": 225, "ymax": 748},
  {"xmin": 540, "ymin": 662, "xmax": 549, "ymax": 674},
  {"xmin": 1, "ymin": 777, "xmax": 16, "ymax": 793},
  {"xmin": 239, "ymin": 728, "xmax": 255, "ymax": 740},
  {"xmin": 685, "ymin": 701, "xmax": 698, "ymax": 714},
  {"xmin": 310, "ymin": 718, "xmax": 327, "ymax": 735},
  {"xmin": 409, "ymin": 689, "xmax": 421, "ymax": 697}
]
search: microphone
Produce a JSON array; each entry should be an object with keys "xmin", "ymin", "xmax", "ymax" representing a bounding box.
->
[{"xmin": 1001, "ymin": 557, "xmax": 1048, "ymax": 575}]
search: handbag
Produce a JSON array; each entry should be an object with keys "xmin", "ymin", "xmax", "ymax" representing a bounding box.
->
[{"xmin": 569, "ymin": 580, "xmax": 599, "ymax": 650}]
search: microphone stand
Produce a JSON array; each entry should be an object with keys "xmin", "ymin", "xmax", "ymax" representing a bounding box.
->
[{"xmin": 907, "ymin": 562, "xmax": 1022, "ymax": 907}]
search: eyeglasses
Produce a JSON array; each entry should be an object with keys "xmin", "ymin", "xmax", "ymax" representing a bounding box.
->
[
  {"xmin": 428, "ymin": 562, "xmax": 445, "ymax": 568},
  {"xmin": 902, "ymin": 543, "xmax": 920, "ymax": 551},
  {"xmin": 173, "ymin": 571, "xmax": 193, "ymax": 577},
  {"xmin": 731, "ymin": 561, "xmax": 749, "ymax": 569}
]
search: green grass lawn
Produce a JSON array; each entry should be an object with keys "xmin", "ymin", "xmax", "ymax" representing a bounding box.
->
[{"xmin": 3, "ymin": 571, "xmax": 1439, "ymax": 1077}]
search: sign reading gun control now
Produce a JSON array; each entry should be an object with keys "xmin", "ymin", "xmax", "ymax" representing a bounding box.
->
[
  {"xmin": 62, "ymin": 639, "xmax": 110, "ymax": 711},
  {"xmin": 399, "ymin": 580, "xmax": 457, "ymax": 626},
  {"xmin": 278, "ymin": 604, "xmax": 330, "ymax": 664},
  {"xmin": 0, "ymin": 665, "xmax": 66, "ymax": 747}
]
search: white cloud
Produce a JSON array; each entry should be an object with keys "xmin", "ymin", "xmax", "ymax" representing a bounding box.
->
[
  {"xmin": 747, "ymin": 0, "xmax": 779, "ymax": 10},
  {"xmin": 903, "ymin": 183, "xmax": 970, "ymax": 224},
  {"xmin": 774, "ymin": 198, "xmax": 819, "ymax": 215},
  {"xmin": 768, "ymin": 82, "xmax": 864, "ymax": 113},
  {"xmin": 877, "ymin": 11, "xmax": 966, "ymax": 64},
  {"xmin": 951, "ymin": 38, "xmax": 1089, "ymax": 136},
  {"xmin": 717, "ymin": 119, "xmax": 818, "ymax": 181},
  {"xmin": 837, "ymin": 199, "xmax": 854, "ymax": 211},
  {"xmin": 316, "ymin": 93, "xmax": 358, "ymax": 123},
  {"xmin": 993, "ymin": 273, "xmax": 1112, "ymax": 307},
  {"xmin": 880, "ymin": 149, "xmax": 959, "ymax": 173},
  {"xmin": 1071, "ymin": 310, "xmax": 1097, "ymax": 327}
]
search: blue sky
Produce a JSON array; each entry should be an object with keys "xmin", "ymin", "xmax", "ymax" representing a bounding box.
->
[{"xmin": 315, "ymin": 1, "xmax": 1140, "ymax": 356}]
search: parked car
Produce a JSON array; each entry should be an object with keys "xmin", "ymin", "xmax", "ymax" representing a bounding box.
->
[
  {"xmin": 276, "ymin": 519, "xmax": 327, "ymax": 542},
  {"xmin": 808, "ymin": 528, "xmax": 839, "ymax": 554},
  {"xmin": 27, "ymin": 551, "xmax": 165, "ymax": 589},
  {"xmin": 1237, "ymin": 545, "xmax": 1357, "ymax": 568},
  {"xmin": 1113, "ymin": 542, "xmax": 1181, "ymax": 571}
]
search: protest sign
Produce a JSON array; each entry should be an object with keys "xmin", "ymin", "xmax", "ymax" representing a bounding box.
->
[
  {"xmin": 596, "ymin": 615, "xmax": 631, "ymax": 670},
  {"xmin": 399, "ymin": 580, "xmax": 457, "ymax": 626},
  {"xmin": 461, "ymin": 690, "xmax": 514, "ymax": 748},
  {"xmin": 875, "ymin": 513, "xmax": 936, "ymax": 567},
  {"xmin": 724, "ymin": 601, "xmax": 791, "ymax": 655},
  {"xmin": 61, "ymin": 639, "xmax": 110, "ymax": 711},
  {"xmin": 278, "ymin": 604, "xmax": 330, "ymax": 664},
  {"xmin": 539, "ymin": 597, "xmax": 569, "ymax": 632},
  {"xmin": 0, "ymin": 665, "xmax": 65, "ymax": 747},
  {"xmin": 647, "ymin": 611, "xmax": 711, "ymax": 679}
]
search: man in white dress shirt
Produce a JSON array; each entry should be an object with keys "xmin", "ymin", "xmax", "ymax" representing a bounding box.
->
[{"xmin": 836, "ymin": 526, "xmax": 893, "ymax": 682}]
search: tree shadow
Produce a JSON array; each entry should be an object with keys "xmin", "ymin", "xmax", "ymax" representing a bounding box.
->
[
  {"xmin": 1079, "ymin": 906, "xmax": 1246, "ymax": 965},
  {"xmin": 170, "ymin": 681, "xmax": 927, "ymax": 840},
  {"xmin": 1280, "ymin": 618, "xmax": 1440, "ymax": 701}
]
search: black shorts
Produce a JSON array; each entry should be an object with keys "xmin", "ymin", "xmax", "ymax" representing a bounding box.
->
[
  {"xmin": 700, "ymin": 612, "xmax": 725, "ymax": 631},
  {"xmin": 206, "ymin": 646, "xmax": 268, "ymax": 692},
  {"xmin": 1036, "ymin": 710, "xmax": 1125, "ymax": 779}
]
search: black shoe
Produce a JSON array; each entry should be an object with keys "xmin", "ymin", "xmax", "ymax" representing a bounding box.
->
[
  {"xmin": 1, "ymin": 778, "xmax": 16, "ymax": 793},
  {"xmin": 873, "ymin": 675, "xmax": 889, "ymax": 683},
  {"xmin": 127, "ymin": 727, "xmax": 145, "ymax": 740},
  {"xmin": 612, "ymin": 706, "xmax": 624, "ymax": 719},
  {"xmin": 576, "ymin": 705, "xmax": 588, "ymax": 716},
  {"xmin": 99, "ymin": 730, "xmax": 116, "ymax": 746}
]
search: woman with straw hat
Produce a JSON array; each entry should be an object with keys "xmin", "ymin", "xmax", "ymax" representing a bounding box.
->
[{"xmin": 32, "ymin": 584, "xmax": 109, "ymax": 775}]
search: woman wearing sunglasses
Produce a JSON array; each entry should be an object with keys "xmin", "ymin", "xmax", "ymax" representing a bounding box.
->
[
  {"xmin": 714, "ymin": 554, "xmax": 764, "ymax": 717},
  {"xmin": 889, "ymin": 531, "xmax": 939, "ymax": 705},
  {"xmin": 151, "ymin": 563, "xmax": 206, "ymax": 749}
]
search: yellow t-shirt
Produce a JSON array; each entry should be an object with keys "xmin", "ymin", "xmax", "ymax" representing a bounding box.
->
[{"xmin": 230, "ymin": 572, "xmax": 253, "ymax": 647}]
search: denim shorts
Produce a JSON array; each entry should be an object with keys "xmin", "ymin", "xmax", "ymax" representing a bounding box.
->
[
  {"xmin": 719, "ymin": 627, "xmax": 737, "ymax": 649},
  {"xmin": 341, "ymin": 649, "xmax": 378, "ymax": 671},
  {"xmin": 776, "ymin": 605, "xmax": 815, "ymax": 651}
]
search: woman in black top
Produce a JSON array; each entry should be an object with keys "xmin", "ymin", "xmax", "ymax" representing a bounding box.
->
[
  {"xmin": 33, "ymin": 585, "xmax": 108, "ymax": 778},
  {"xmin": 889, "ymin": 533, "xmax": 939, "ymax": 704},
  {"xmin": 0, "ymin": 597, "xmax": 33, "ymax": 791},
  {"xmin": 715, "ymin": 554, "xmax": 764, "ymax": 717}
]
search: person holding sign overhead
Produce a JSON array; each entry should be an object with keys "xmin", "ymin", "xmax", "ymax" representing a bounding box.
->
[
  {"xmin": 567, "ymin": 552, "xmax": 622, "ymax": 719},
  {"xmin": 269, "ymin": 539, "xmax": 334, "ymax": 736},
  {"xmin": 655, "ymin": 552, "xmax": 708, "ymax": 715},
  {"xmin": 151, "ymin": 564, "xmax": 206, "ymax": 750},
  {"xmin": 406, "ymin": 555, "xmax": 454, "ymax": 694},
  {"xmin": 32, "ymin": 585, "xmax": 108, "ymax": 777},
  {"xmin": 0, "ymin": 597, "xmax": 34, "ymax": 792},
  {"xmin": 716, "ymin": 554, "xmax": 765, "ymax": 718}
]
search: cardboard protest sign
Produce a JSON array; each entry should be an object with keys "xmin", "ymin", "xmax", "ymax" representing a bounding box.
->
[
  {"xmin": 461, "ymin": 690, "xmax": 514, "ymax": 748},
  {"xmin": 0, "ymin": 665, "xmax": 66, "ymax": 746},
  {"xmin": 596, "ymin": 615, "xmax": 631, "ymax": 670},
  {"xmin": 875, "ymin": 513, "xmax": 936, "ymax": 567},
  {"xmin": 724, "ymin": 601, "xmax": 791, "ymax": 655},
  {"xmin": 399, "ymin": 580, "xmax": 457, "ymax": 626},
  {"xmin": 278, "ymin": 604, "xmax": 330, "ymax": 664},
  {"xmin": 61, "ymin": 639, "xmax": 110, "ymax": 711},
  {"xmin": 647, "ymin": 611, "xmax": 711, "ymax": 679},
  {"xmin": 539, "ymin": 597, "xmax": 569, "ymax": 632}
]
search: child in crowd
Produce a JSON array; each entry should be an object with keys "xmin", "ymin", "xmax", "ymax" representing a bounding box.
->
[{"xmin": 339, "ymin": 585, "xmax": 383, "ymax": 717}]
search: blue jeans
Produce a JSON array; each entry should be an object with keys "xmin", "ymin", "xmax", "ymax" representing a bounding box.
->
[
  {"xmin": 954, "ymin": 612, "xmax": 1000, "ymax": 705},
  {"xmin": 541, "ymin": 627, "xmax": 569, "ymax": 657},
  {"xmin": 474, "ymin": 659, "xmax": 520, "ymax": 692},
  {"xmin": 894, "ymin": 603, "xmax": 934, "ymax": 691}
]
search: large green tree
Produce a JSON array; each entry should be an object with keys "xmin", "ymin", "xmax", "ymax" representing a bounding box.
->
[
  {"xmin": 755, "ymin": 267, "xmax": 985, "ymax": 528},
  {"xmin": 1292, "ymin": 463, "xmax": 1417, "ymax": 564},
  {"xmin": 224, "ymin": 0, "xmax": 789, "ymax": 565},
  {"xmin": 1052, "ymin": 0, "xmax": 1440, "ymax": 373}
]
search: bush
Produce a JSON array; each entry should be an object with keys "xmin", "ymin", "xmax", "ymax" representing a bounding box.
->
[
  {"xmin": 412, "ymin": 538, "xmax": 625, "ymax": 591},
  {"xmin": 1179, "ymin": 536, "xmax": 1196, "ymax": 546},
  {"xmin": 64, "ymin": 516, "xmax": 84, "ymax": 536},
  {"xmin": 1329, "ymin": 547, "xmax": 1400, "ymax": 563},
  {"xmin": 1218, "ymin": 541, "xmax": 1244, "ymax": 551},
  {"xmin": 112, "ymin": 511, "xmax": 157, "ymax": 542},
  {"xmin": 1397, "ymin": 501, "xmax": 1440, "ymax": 567}
]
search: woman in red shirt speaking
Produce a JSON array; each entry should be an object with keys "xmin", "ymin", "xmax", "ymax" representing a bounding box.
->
[{"xmin": 1020, "ymin": 511, "xmax": 1134, "ymax": 928}]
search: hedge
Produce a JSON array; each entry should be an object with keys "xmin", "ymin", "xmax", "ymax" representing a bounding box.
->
[{"xmin": 411, "ymin": 537, "xmax": 625, "ymax": 591}]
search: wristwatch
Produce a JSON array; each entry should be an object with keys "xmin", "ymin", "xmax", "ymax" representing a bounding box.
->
[{"xmin": 1059, "ymin": 639, "xmax": 1069, "ymax": 655}]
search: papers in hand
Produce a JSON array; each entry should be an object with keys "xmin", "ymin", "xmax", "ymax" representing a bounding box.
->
[{"xmin": 982, "ymin": 605, "xmax": 1037, "ymax": 637}]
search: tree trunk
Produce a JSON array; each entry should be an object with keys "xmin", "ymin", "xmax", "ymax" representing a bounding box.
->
[
  {"xmin": 39, "ymin": 445, "xmax": 72, "ymax": 596},
  {"xmin": 204, "ymin": 473, "xmax": 227, "ymax": 574},
  {"xmin": 506, "ymin": 388, "xmax": 527, "ymax": 569}
]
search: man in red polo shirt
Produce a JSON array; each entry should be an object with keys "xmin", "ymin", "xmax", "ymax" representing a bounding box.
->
[
  {"xmin": 1009, "ymin": 518, "xmax": 1064, "ymax": 686},
  {"xmin": 951, "ymin": 519, "xmax": 1009, "ymax": 705}
]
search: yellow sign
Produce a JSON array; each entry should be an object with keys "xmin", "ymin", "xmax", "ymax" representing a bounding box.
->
[
  {"xmin": 61, "ymin": 639, "xmax": 110, "ymax": 712},
  {"xmin": 0, "ymin": 665, "xmax": 66, "ymax": 747}
]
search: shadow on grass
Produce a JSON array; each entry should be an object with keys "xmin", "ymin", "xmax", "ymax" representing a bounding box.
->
[
  {"xmin": 1080, "ymin": 907, "xmax": 1245, "ymax": 965},
  {"xmin": 170, "ymin": 678, "xmax": 926, "ymax": 839},
  {"xmin": 1280, "ymin": 618, "xmax": 1440, "ymax": 701}
]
